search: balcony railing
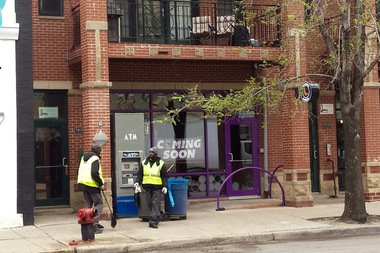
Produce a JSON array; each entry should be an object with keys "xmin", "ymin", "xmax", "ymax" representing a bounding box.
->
[{"xmin": 73, "ymin": 1, "xmax": 281, "ymax": 47}]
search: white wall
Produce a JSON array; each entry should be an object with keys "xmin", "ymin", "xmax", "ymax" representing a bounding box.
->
[{"xmin": 0, "ymin": 0, "xmax": 23, "ymax": 228}]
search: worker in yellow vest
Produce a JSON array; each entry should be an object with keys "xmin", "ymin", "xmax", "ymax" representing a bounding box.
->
[
  {"xmin": 135, "ymin": 147, "xmax": 168, "ymax": 229},
  {"xmin": 77, "ymin": 144, "xmax": 104, "ymax": 234}
]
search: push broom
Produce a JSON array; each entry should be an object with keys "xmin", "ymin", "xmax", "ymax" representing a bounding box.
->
[{"xmin": 102, "ymin": 190, "xmax": 117, "ymax": 228}]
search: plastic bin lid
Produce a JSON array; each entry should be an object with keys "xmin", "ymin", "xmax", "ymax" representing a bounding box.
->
[{"xmin": 168, "ymin": 178, "xmax": 189, "ymax": 184}]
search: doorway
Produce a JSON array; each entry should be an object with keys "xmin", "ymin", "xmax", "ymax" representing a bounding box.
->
[
  {"xmin": 309, "ymin": 102, "xmax": 320, "ymax": 192},
  {"xmin": 33, "ymin": 91, "xmax": 69, "ymax": 206},
  {"xmin": 225, "ymin": 117, "xmax": 260, "ymax": 196},
  {"xmin": 34, "ymin": 119, "xmax": 69, "ymax": 206}
]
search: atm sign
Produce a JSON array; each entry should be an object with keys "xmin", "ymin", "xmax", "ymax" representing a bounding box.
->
[{"xmin": 123, "ymin": 152, "xmax": 140, "ymax": 158}]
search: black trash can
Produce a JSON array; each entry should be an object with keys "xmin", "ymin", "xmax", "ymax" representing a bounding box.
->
[{"xmin": 163, "ymin": 178, "xmax": 189, "ymax": 220}]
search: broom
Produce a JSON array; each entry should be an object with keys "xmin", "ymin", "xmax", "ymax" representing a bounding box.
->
[{"xmin": 102, "ymin": 190, "xmax": 117, "ymax": 228}]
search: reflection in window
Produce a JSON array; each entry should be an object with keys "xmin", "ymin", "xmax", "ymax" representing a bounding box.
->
[
  {"xmin": 153, "ymin": 112, "xmax": 205, "ymax": 173},
  {"xmin": 207, "ymin": 116, "xmax": 224, "ymax": 171},
  {"xmin": 110, "ymin": 93, "xmax": 149, "ymax": 110}
]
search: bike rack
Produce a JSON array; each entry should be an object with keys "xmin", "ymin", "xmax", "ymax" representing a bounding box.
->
[
  {"xmin": 216, "ymin": 166, "xmax": 285, "ymax": 211},
  {"xmin": 268, "ymin": 164, "xmax": 284, "ymax": 198},
  {"xmin": 327, "ymin": 158, "xmax": 338, "ymax": 198}
]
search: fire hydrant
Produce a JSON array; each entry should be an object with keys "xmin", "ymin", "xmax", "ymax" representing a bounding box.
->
[{"xmin": 77, "ymin": 207, "xmax": 97, "ymax": 241}]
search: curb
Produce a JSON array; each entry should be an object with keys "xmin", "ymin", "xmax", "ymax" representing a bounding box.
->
[{"xmin": 73, "ymin": 225, "xmax": 380, "ymax": 253}]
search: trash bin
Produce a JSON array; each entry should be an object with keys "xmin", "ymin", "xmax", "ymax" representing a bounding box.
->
[{"xmin": 164, "ymin": 178, "xmax": 189, "ymax": 220}]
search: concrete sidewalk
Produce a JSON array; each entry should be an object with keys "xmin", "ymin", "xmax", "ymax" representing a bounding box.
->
[{"xmin": 1, "ymin": 195, "xmax": 380, "ymax": 253}]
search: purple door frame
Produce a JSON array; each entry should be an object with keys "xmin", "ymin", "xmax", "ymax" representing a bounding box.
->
[{"xmin": 225, "ymin": 117, "xmax": 260, "ymax": 196}]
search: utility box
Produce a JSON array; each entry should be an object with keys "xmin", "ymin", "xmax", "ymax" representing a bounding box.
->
[{"xmin": 113, "ymin": 113, "xmax": 148, "ymax": 218}]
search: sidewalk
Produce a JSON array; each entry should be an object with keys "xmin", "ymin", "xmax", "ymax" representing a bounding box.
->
[{"xmin": 1, "ymin": 194, "xmax": 380, "ymax": 253}]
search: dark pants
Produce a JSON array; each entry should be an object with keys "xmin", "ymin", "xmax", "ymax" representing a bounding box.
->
[
  {"xmin": 83, "ymin": 191, "xmax": 103, "ymax": 226},
  {"xmin": 146, "ymin": 189, "xmax": 161, "ymax": 225}
]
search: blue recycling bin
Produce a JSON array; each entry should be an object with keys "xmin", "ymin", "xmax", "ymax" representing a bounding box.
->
[{"xmin": 164, "ymin": 178, "xmax": 189, "ymax": 220}]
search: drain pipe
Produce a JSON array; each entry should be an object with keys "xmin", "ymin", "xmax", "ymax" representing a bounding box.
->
[
  {"xmin": 263, "ymin": 90, "xmax": 269, "ymax": 198},
  {"xmin": 253, "ymin": 63, "xmax": 269, "ymax": 198}
]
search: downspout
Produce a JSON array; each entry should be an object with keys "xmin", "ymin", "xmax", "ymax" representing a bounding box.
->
[
  {"xmin": 253, "ymin": 63, "xmax": 269, "ymax": 198},
  {"xmin": 264, "ymin": 90, "xmax": 269, "ymax": 198}
]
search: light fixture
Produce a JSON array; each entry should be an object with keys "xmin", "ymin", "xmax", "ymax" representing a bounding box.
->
[{"xmin": 0, "ymin": 112, "xmax": 4, "ymax": 125}]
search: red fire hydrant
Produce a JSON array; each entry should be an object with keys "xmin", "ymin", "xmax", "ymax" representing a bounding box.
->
[{"xmin": 77, "ymin": 207, "xmax": 97, "ymax": 241}]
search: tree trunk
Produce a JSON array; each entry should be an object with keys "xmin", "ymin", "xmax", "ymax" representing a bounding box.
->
[{"xmin": 340, "ymin": 104, "xmax": 368, "ymax": 222}]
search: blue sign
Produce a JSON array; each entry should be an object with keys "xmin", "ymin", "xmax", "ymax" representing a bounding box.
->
[{"xmin": 0, "ymin": 0, "xmax": 6, "ymax": 29}]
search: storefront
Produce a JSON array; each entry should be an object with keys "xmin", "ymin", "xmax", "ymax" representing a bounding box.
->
[{"xmin": 110, "ymin": 91, "xmax": 261, "ymax": 199}]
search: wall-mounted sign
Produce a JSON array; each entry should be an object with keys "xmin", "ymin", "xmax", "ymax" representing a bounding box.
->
[
  {"xmin": 320, "ymin": 104, "xmax": 334, "ymax": 115},
  {"xmin": 74, "ymin": 128, "xmax": 83, "ymax": 133},
  {"xmin": 38, "ymin": 107, "xmax": 58, "ymax": 119},
  {"xmin": 322, "ymin": 122, "xmax": 332, "ymax": 128},
  {"xmin": 296, "ymin": 82, "xmax": 320, "ymax": 103}
]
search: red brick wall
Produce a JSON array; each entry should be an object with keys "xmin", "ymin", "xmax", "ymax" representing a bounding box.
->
[
  {"xmin": 280, "ymin": 91, "xmax": 309, "ymax": 169},
  {"xmin": 361, "ymin": 89, "xmax": 380, "ymax": 161},
  {"xmin": 68, "ymin": 93, "xmax": 83, "ymax": 180},
  {"xmin": 109, "ymin": 59, "xmax": 255, "ymax": 83},
  {"xmin": 32, "ymin": 0, "xmax": 74, "ymax": 81}
]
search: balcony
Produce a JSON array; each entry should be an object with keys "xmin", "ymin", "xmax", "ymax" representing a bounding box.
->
[{"xmin": 73, "ymin": 1, "xmax": 280, "ymax": 47}]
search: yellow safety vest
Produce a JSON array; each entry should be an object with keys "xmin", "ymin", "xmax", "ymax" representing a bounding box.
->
[
  {"xmin": 77, "ymin": 156, "xmax": 103, "ymax": 188},
  {"xmin": 142, "ymin": 159, "xmax": 164, "ymax": 185}
]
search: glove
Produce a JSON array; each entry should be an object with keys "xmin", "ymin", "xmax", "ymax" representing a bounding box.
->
[
  {"xmin": 134, "ymin": 183, "xmax": 139, "ymax": 189},
  {"xmin": 162, "ymin": 187, "xmax": 168, "ymax": 195}
]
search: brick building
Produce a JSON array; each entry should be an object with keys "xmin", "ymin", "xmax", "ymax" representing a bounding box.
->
[{"xmin": 9, "ymin": 0, "xmax": 380, "ymax": 226}]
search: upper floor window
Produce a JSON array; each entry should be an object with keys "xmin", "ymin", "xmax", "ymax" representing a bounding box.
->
[{"xmin": 39, "ymin": 0, "xmax": 63, "ymax": 17}]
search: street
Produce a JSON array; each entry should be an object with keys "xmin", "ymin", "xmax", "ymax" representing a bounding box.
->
[{"xmin": 146, "ymin": 234, "xmax": 380, "ymax": 253}]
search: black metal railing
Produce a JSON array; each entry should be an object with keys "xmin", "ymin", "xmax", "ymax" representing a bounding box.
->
[{"xmin": 72, "ymin": 1, "xmax": 281, "ymax": 47}]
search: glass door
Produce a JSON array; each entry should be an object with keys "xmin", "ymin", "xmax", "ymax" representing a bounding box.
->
[
  {"xmin": 34, "ymin": 119, "xmax": 69, "ymax": 206},
  {"xmin": 225, "ymin": 118, "xmax": 260, "ymax": 196}
]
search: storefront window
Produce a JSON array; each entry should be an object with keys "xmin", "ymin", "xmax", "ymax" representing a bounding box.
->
[
  {"xmin": 206, "ymin": 116, "xmax": 224, "ymax": 172},
  {"xmin": 110, "ymin": 93, "xmax": 149, "ymax": 110},
  {"xmin": 152, "ymin": 111, "xmax": 205, "ymax": 174}
]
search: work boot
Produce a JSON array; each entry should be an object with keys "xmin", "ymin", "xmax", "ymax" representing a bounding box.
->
[
  {"xmin": 97, "ymin": 224, "xmax": 104, "ymax": 229},
  {"xmin": 93, "ymin": 224, "xmax": 103, "ymax": 234},
  {"xmin": 149, "ymin": 223, "xmax": 158, "ymax": 229}
]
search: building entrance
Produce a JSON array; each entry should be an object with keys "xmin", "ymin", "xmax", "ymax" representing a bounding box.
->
[
  {"xmin": 33, "ymin": 91, "xmax": 69, "ymax": 206},
  {"xmin": 225, "ymin": 117, "xmax": 260, "ymax": 197},
  {"xmin": 34, "ymin": 119, "xmax": 69, "ymax": 206}
]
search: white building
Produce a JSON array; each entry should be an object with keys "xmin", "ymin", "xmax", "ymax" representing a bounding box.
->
[{"xmin": 0, "ymin": 0, "xmax": 23, "ymax": 228}]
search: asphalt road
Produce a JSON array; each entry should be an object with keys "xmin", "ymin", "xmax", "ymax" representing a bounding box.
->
[{"xmin": 145, "ymin": 234, "xmax": 380, "ymax": 253}]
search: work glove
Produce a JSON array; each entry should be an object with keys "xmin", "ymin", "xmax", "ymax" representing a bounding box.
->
[
  {"xmin": 134, "ymin": 183, "xmax": 141, "ymax": 193},
  {"xmin": 162, "ymin": 187, "xmax": 168, "ymax": 195}
]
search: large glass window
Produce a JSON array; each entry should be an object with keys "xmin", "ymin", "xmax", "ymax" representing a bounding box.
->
[
  {"xmin": 33, "ymin": 91, "xmax": 67, "ymax": 120},
  {"xmin": 110, "ymin": 93, "xmax": 150, "ymax": 110},
  {"xmin": 110, "ymin": 91, "xmax": 228, "ymax": 198},
  {"xmin": 152, "ymin": 111, "xmax": 205, "ymax": 173},
  {"xmin": 39, "ymin": 0, "xmax": 63, "ymax": 17}
]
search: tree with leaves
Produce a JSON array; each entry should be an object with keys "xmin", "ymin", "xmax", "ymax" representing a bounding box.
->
[{"xmin": 161, "ymin": 0, "xmax": 380, "ymax": 223}]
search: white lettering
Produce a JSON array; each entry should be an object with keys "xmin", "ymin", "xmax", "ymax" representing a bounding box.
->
[
  {"xmin": 124, "ymin": 133, "xmax": 137, "ymax": 140},
  {"xmin": 163, "ymin": 149, "xmax": 196, "ymax": 159},
  {"xmin": 172, "ymin": 140, "xmax": 181, "ymax": 149},
  {"xmin": 157, "ymin": 140, "xmax": 164, "ymax": 149},
  {"xmin": 163, "ymin": 150, "xmax": 170, "ymax": 159}
]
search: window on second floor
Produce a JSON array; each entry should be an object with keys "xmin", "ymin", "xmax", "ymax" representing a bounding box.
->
[{"xmin": 39, "ymin": 0, "xmax": 63, "ymax": 17}]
